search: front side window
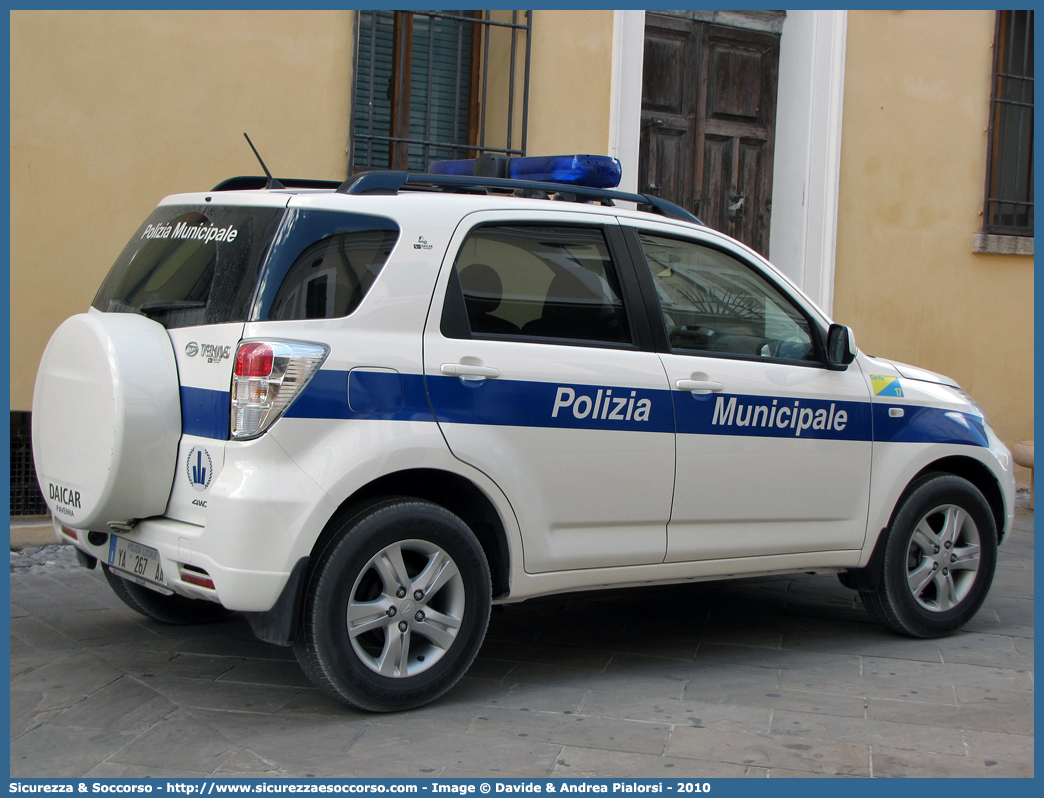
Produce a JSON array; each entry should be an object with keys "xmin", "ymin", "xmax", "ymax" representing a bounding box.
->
[
  {"xmin": 637, "ymin": 232, "xmax": 816, "ymax": 362},
  {"xmin": 448, "ymin": 225, "xmax": 632, "ymax": 346}
]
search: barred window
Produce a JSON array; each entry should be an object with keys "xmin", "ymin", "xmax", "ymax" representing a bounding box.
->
[
  {"xmin": 350, "ymin": 10, "xmax": 531, "ymax": 173},
  {"xmin": 984, "ymin": 10, "xmax": 1033, "ymax": 236}
]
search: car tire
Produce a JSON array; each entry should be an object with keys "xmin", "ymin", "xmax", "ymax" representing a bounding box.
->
[
  {"xmin": 294, "ymin": 498, "xmax": 492, "ymax": 712},
  {"xmin": 103, "ymin": 565, "xmax": 231, "ymax": 624},
  {"xmin": 860, "ymin": 474, "xmax": 997, "ymax": 638}
]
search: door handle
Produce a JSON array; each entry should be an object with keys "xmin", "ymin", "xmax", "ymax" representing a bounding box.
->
[
  {"xmin": 676, "ymin": 379, "xmax": 723, "ymax": 394},
  {"xmin": 728, "ymin": 192, "xmax": 745, "ymax": 224},
  {"xmin": 441, "ymin": 363, "xmax": 500, "ymax": 379}
]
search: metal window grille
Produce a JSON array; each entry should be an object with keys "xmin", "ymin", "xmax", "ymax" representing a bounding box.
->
[
  {"xmin": 350, "ymin": 10, "xmax": 531, "ymax": 174},
  {"xmin": 10, "ymin": 412, "xmax": 48, "ymax": 517},
  {"xmin": 984, "ymin": 10, "xmax": 1034, "ymax": 236}
]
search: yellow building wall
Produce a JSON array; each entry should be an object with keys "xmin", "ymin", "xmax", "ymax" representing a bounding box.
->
[
  {"xmin": 526, "ymin": 10, "xmax": 615, "ymax": 157},
  {"xmin": 10, "ymin": 10, "xmax": 354, "ymax": 411},
  {"xmin": 834, "ymin": 10, "xmax": 1034, "ymax": 484},
  {"xmin": 477, "ymin": 10, "xmax": 615, "ymax": 158}
]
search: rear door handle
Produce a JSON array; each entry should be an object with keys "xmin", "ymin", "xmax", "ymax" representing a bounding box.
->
[
  {"xmin": 441, "ymin": 363, "xmax": 501, "ymax": 379},
  {"xmin": 676, "ymin": 379, "xmax": 723, "ymax": 394}
]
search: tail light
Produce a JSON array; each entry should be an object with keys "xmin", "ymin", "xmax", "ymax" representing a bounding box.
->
[{"xmin": 231, "ymin": 340, "xmax": 328, "ymax": 440}]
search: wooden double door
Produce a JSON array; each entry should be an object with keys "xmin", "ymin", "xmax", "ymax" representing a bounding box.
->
[{"xmin": 639, "ymin": 13, "xmax": 781, "ymax": 256}]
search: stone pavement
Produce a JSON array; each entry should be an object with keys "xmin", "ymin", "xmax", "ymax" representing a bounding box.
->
[{"xmin": 9, "ymin": 508, "xmax": 1034, "ymax": 779}]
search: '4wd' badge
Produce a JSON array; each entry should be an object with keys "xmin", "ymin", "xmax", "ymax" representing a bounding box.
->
[{"xmin": 186, "ymin": 447, "xmax": 213, "ymax": 491}]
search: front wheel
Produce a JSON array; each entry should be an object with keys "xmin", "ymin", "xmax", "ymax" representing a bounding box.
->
[
  {"xmin": 861, "ymin": 474, "xmax": 998, "ymax": 638},
  {"xmin": 294, "ymin": 499, "xmax": 492, "ymax": 712}
]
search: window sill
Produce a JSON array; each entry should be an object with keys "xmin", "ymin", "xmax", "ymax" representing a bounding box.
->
[{"xmin": 973, "ymin": 233, "xmax": 1033, "ymax": 256}]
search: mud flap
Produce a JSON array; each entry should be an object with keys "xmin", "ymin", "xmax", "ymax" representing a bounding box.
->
[{"xmin": 242, "ymin": 557, "xmax": 310, "ymax": 646}]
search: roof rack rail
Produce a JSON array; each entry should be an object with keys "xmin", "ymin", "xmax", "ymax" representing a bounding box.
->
[
  {"xmin": 211, "ymin": 176, "xmax": 344, "ymax": 192},
  {"xmin": 337, "ymin": 171, "xmax": 703, "ymax": 226}
]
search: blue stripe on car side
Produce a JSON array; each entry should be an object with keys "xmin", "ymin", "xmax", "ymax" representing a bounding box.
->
[
  {"xmin": 181, "ymin": 386, "xmax": 230, "ymax": 440},
  {"xmin": 283, "ymin": 370, "xmax": 434, "ymax": 422},
  {"xmin": 672, "ymin": 391, "xmax": 872, "ymax": 442},
  {"xmin": 872, "ymin": 403, "xmax": 988, "ymax": 448},
  {"xmin": 426, "ymin": 375, "xmax": 675, "ymax": 433},
  {"xmin": 179, "ymin": 369, "xmax": 989, "ymax": 449}
]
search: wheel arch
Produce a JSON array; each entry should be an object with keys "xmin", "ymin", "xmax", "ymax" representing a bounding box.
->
[
  {"xmin": 315, "ymin": 468, "xmax": 512, "ymax": 599},
  {"xmin": 909, "ymin": 456, "xmax": 1006, "ymax": 543},
  {"xmin": 841, "ymin": 454, "xmax": 1005, "ymax": 593}
]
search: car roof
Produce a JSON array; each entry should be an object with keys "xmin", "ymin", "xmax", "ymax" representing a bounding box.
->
[
  {"xmin": 164, "ymin": 182, "xmax": 703, "ymax": 230},
  {"xmin": 184, "ymin": 170, "xmax": 702, "ymax": 224}
]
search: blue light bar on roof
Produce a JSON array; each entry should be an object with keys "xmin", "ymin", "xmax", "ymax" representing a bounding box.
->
[
  {"xmin": 428, "ymin": 159, "xmax": 476, "ymax": 177},
  {"xmin": 429, "ymin": 154, "xmax": 623, "ymax": 189},
  {"xmin": 511, "ymin": 155, "xmax": 622, "ymax": 188}
]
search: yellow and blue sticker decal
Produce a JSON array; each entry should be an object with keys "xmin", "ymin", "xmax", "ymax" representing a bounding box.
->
[{"xmin": 870, "ymin": 374, "xmax": 904, "ymax": 397}]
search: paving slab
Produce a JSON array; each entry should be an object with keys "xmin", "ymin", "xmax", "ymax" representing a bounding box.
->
[
  {"xmin": 48, "ymin": 676, "xmax": 179, "ymax": 734},
  {"xmin": 10, "ymin": 723, "xmax": 143, "ymax": 778},
  {"xmin": 550, "ymin": 746, "xmax": 759, "ymax": 778},
  {"xmin": 769, "ymin": 708, "xmax": 970, "ymax": 756},
  {"xmin": 961, "ymin": 728, "xmax": 1036, "ymax": 763},
  {"xmin": 470, "ymin": 707, "xmax": 672, "ymax": 756},
  {"xmin": 866, "ymin": 697, "xmax": 1033, "ymax": 736},
  {"xmin": 350, "ymin": 722, "xmax": 564, "ymax": 778},
  {"xmin": 693, "ymin": 685, "xmax": 868, "ymax": 719},
  {"xmin": 8, "ymin": 508, "xmax": 1034, "ymax": 778},
  {"xmin": 664, "ymin": 724, "xmax": 869, "ymax": 776},
  {"xmin": 871, "ymin": 745, "xmax": 1033, "ymax": 778}
]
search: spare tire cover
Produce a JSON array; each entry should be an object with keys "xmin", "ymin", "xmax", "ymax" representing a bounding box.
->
[{"xmin": 32, "ymin": 311, "xmax": 182, "ymax": 530}]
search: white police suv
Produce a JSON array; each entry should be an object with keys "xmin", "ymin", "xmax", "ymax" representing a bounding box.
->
[{"xmin": 32, "ymin": 153, "xmax": 1015, "ymax": 711}]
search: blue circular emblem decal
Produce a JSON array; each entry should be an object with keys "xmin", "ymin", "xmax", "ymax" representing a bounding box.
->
[{"xmin": 186, "ymin": 446, "xmax": 213, "ymax": 492}]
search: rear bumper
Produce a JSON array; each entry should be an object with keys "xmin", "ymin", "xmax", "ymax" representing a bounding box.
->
[
  {"xmin": 62, "ymin": 515, "xmax": 298, "ymax": 611},
  {"xmin": 62, "ymin": 434, "xmax": 337, "ymax": 613}
]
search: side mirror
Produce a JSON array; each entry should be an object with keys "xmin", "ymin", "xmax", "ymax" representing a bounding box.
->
[{"xmin": 826, "ymin": 324, "xmax": 857, "ymax": 369}]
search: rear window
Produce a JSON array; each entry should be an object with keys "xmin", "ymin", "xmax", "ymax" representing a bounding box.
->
[
  {"xmin": 94, "ymin": 205, "xmax": 284, "ymax": 329},
  {"xmin": 94, "ymin": 205, "xmax": 400, "ymax": 329}
]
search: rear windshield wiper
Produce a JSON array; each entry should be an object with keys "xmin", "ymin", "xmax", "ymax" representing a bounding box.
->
[{"xmin": 137, "ymin": 300, "xmax": 207, "ymax": 318}]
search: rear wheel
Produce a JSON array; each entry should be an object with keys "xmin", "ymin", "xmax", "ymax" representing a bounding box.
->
[
  {"xmin": 103, "ymin": 565, "xmax": 231, "ymax": 624},
  {"xmin": 861, "ymin": 474, "xmax": 997, "ymax": 638},
  {"xmin": 294, "ymin": 499, "xmax": 492, "ymax": 712}
]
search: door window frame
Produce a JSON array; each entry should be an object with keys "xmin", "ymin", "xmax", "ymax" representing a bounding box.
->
[{"xmin": 439, "ymin": 218, "xmax": 657, "ymax": 352}]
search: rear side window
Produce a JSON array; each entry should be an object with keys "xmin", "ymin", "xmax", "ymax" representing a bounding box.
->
[
  {"xmin": 251, "ymin": 209, "xmax": 400, "ymax": 322},
  {"xmin": 445, "ymin": 224, "xmax": 632, "ymax": 345},
  {"xmin": 93, "ymin": 205, "xmax": 284, "ymax": 329},
  {"xmin": 265, "ymin": 228, "xmax": 399, "ymax": 321}
]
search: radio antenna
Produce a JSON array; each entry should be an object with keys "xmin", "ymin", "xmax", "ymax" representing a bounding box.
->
[{"xmin": 243, "ymin": 133, "xmax": 285, "ymax": 189}]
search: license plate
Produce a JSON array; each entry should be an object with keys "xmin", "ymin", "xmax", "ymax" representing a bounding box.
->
[{"xmin": 107, "ymin": 535, "xmax": 170, "ymax": 594}]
